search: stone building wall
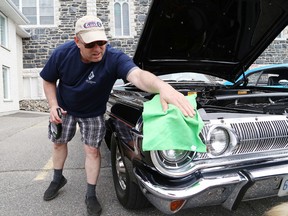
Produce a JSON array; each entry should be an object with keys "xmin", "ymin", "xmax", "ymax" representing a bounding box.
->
[
  {"xmin": 19, "ymin": 0, "xmax": 152, "ymax": 111},
  {"xmin": 255, "ymin": 40, "xmax": 288, "ymax": 65},
  {"xmin": 21, "ymin": 0, "xmax": 151, "ymax": 69},
  {"xmin": 22, "ymin": 0, "xmax": 87, "ymax": 69},
  {"xmin": 19, "ymin": 0, "xmax": 288, "ymax": 112},
  {"xmin": 21, "ymin": 0, "xmax": 287, "ymax": 70}
]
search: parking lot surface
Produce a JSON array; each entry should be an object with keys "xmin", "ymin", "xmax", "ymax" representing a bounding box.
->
[{"xmin": 0, "ymin": 111, "xmax": 287, "ymax": 216}]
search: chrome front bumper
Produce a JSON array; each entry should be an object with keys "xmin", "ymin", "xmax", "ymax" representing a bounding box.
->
[{"xmin": 134, "ymin": 161, "xmax": 288, "ymax": 214}]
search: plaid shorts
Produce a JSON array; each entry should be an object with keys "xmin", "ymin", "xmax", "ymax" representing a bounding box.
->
[{"xmin": 48, "ymin": 114, "xmax": 106, "ymax": 148}]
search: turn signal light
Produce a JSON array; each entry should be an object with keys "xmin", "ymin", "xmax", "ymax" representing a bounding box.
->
[{"xmin": 170, "ymin": 199, "xmax": 186, "ymax": 212}]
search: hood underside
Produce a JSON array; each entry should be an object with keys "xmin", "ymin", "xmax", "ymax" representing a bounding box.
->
[{"xmin": 133, "ymin": 0, "xmax": 288, "ymax": 82}]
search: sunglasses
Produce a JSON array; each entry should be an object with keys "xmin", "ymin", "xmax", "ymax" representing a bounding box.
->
[{"xmin": 78, "ymin": 38, "xmax": 107, "ymax": 48}]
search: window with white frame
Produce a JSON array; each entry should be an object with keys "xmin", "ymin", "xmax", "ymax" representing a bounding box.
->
[
  {"xmin": 23, "ymin": 76, "xmax": 39, "ymax": 99},
  {"xmin": 0, "ymin": 13, "xmax": 8, "ymax": 47},
  {"xmin": 11, "ymin": 0, "xmax": 55, "ymax": 25},
  {"xmin": 114, "ymin": 0, "xmax": 130, "ymax": 36},
  {"xmin": 2, "ymin": 66, "xmax": 11, "ymax": 100}
]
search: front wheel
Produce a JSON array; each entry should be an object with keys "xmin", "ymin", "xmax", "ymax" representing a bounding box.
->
[{"xmin": 110, "ymin": 133, "xmax": 150, "ymax": 209}]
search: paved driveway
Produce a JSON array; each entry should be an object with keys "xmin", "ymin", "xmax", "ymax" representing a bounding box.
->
[{"xmin": 0, "ymin": 111, "xmax": 287, "ymax": 216}]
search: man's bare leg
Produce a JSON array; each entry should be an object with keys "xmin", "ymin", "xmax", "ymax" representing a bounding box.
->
[
  {"xmin": 84, "ymin": 144, "xmax": 102, "ymax": 216},
  {"xmin": 44, "ymin": 143, "xmax": 68, "ymax": 201}
]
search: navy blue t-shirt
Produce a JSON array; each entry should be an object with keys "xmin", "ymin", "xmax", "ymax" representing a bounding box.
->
[{"xmin": 40, "ymin": 40, "xmax": 137, "ymax": 118}]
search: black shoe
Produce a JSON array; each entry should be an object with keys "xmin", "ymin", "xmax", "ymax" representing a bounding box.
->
[
  {"xmin": 43, "ymin": 176, "xmax": 67, "ymax": 201},
  {"xmin": 85, "ymin": 196, "xmax": 102, "ymax": 216}
]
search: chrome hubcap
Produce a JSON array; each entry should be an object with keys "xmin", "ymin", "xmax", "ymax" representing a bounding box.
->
[{"xmin": 115, "ymin": 145, "xmax": 127, "ymax": 190}]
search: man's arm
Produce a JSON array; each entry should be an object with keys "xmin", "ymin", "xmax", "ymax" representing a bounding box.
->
[
  {"xmin": 126, "ymin": 68, "xmax": 195, "ymax": 117},
  {"xmin": 42, "ymin": 80, "xmax": 64, "ymax": 123}
]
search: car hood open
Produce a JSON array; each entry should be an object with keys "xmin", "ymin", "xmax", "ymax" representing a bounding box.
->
[{"xmin": 133, "ymin": 0, "xmax": 288, "ymax": 82}]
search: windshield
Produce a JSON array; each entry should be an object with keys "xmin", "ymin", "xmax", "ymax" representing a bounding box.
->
[
  {"xmin": 113, "ymin": 72, "xmax": 222, "ymax": 87},
  {"xmin": 158, "ymin": 72, "xmax": 221, "ymax": 83}
]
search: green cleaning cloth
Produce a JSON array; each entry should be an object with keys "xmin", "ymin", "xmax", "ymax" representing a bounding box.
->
[{"xmin": 142, "ymin": 94, "xmax": 206, "ymax": 152}]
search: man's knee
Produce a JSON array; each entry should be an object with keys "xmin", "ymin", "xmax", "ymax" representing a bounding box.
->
[
  {"xmin": 85, "ymin": 145, "xmax": 100, "ymax": 158},
  {"xmin": 53, "ymin": 143, "xmax": 67, "ymax": 151}
]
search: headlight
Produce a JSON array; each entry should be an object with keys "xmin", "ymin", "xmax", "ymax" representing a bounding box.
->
[
  {"xmin": 159, "ymin": 150, "xmax": 189, "ymax": 165},
  {"xmin": 150, "ymin": 150, "xmax": 196, "ymax": 177},
  {"xmin": 136, "ymin": 118, "xmax": 197, "ymax": 177},
  {"xmin": 209, "ymin": 128, "xmax": 229, "ymax": 155},
  {"xmin": 206, "ymin": 125, "xmax": 239, "ymax": 157}
]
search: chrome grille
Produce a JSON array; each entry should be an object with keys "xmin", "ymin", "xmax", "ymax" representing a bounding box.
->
[
  {"xmin": 199, "ymin": 117, "xmax": 288, "ymax": 158},
  {"xmin": 231, "ymin": 119, "xmax": 288, "ymax": 138},
  {"xmin": 230, "ymin": 119, "xmax": 288, "ymax": 154}
]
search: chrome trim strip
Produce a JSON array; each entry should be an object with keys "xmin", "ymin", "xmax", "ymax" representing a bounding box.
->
[
  {"xmin": 192, "ymin": 150, "xmax": 288, "ymax": 173},
  {"xmin": 135, "ymin": 171, "xmax": 245, "ymax": 200},
  {"xmin": 134, "ymin": 163, "xmax": 288, "ymax": 201}
]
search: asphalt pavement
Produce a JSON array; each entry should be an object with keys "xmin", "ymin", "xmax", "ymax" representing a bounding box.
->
[{"xmin": 0, "ymin": 111, "xmax": 287, "ymax": 216}]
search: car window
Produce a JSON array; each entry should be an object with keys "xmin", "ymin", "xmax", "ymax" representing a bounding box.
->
[
  {"xmin": 247, "ymin": 71, "xmax": 287, "ymax": 87},
  {"xmin": 246, "ymin": 72, "xmax": 262, "ymax": 86},
  {"xmin": 257, "ymin": 73, "xmax": 270, "ymax": 86},
  {"xmin": 114, "ymin": 79, "xmax": 125, "ymax": 86},
  {"xmin": 113, "ymin": 72, "xmax": 222, "ymax": 87},
  {"xmin": 158, "ymin": 72, "xmax": 213, "ymax": 83}
]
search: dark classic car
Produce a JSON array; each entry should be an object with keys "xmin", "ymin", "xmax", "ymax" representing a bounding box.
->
[{"xmin": 105, "ymin": 0, "xmax": 288, "ymax": 214}]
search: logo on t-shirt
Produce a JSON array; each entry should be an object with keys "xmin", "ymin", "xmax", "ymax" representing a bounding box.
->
[
  {"xmin": 88, "ymin": 71, "xmax": 95, "ymax": 80},
  {"xmin": 86, "ymin": 71, "xmax": 96, "ymax": 84}
]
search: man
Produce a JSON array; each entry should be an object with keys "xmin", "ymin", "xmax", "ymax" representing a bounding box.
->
[{"xmin": 40, "ymin": 15, "xmax": 195, "ymax": 216}]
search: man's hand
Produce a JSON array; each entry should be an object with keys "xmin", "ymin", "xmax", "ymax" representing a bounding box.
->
[
  {"xmin": 127, "ymin": 68, "xmax": 196, "ymax": 117},
  {"xmin": 159, "ymin": 85, "xmax": 196, "ymax": 117},
  {"xmin": 50, "ymin": 106, "xmax": 67, "ymax": 124}
]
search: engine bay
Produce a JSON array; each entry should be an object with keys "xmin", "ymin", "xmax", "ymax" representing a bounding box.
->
[{"xmin": 172, "ymin": 84, "xmax": 288, "ymax": 115}]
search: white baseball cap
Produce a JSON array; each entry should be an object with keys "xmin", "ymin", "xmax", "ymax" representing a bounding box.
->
[{"xmin": 75, "ymin": 15, "xmax": 108, "ymax": 43}]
